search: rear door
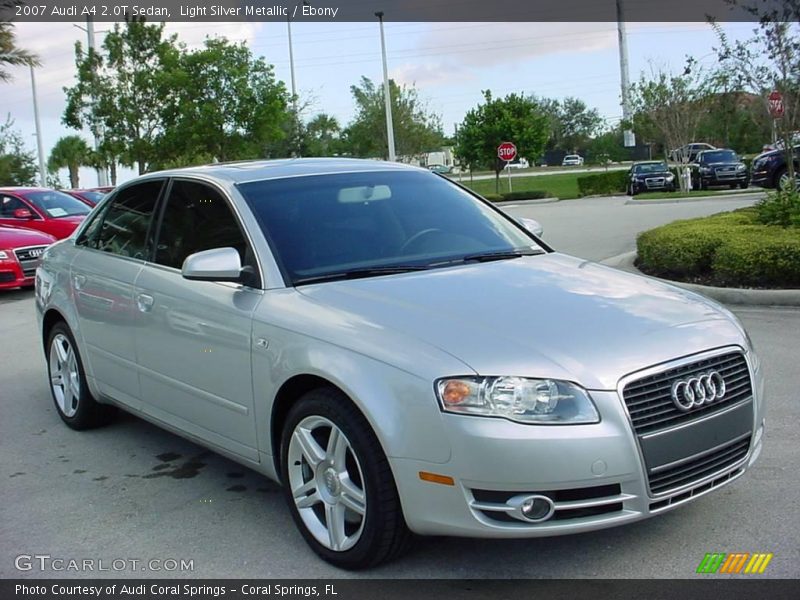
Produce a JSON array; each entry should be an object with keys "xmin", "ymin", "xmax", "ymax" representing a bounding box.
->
[
  {"xmin": 133, "ymin": 178, "xmax": 261, "ymax": 460},
  {"xmin": 70, "ymin": 180, "xmax": 165, "ymax": 409}
]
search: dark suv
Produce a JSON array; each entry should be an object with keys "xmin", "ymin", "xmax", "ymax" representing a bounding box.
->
[
  {"xmin": 627, "ymin": 161, "xmax": 675, "ymax": 195},
  {"xmin": 751, "ymin": 146, "xmax": 800, "ymax": 190},
  {"xmin": 692, "ymin": 149, "xmax": 748, "ymax": 190}
]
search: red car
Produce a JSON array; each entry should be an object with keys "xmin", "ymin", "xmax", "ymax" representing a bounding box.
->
[
  {"xmin": 0, "ymin": 187, "xmax": 91, "ymax": 240},
  {"xmin": 0, "ymin": 225, "xmax": 56, "ymax": 290},
  {"xmin": 63, "ymin": 186, "xmax": 114, "ymax": 207}
]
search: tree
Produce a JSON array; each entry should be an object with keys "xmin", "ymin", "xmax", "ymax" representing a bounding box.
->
[
  {"xmin": 342, "ymin": 77, "xmax": 444, "ymax": 159},
  {"xmin": 48, "ymin": 135, "xmax": 93, "ymax": 188},
  {"xmin": 536, "ymin": 96, "xmax": 603, "ymax": 152},
  {"xmin": 455, "ymin": 91, "xmax": 549, "ymax": 191},
  {"xmin": 628, "ymin": 64, "xmax": 713, "ymax": 190},
  {"xmin": 164, "ymin": 38, "xmax": 292, "ymax": 164},
  {"xmin": 302, "ymin": 113, "xmax": 342, "ymax": 157},
  {"xmin": 0, "ymin": 1, "xmax": 40, "ymax": 82},
  {"xmin": 63, "ymin": 17, "xmax": 181, "ymax": 174},
  {"xmin": 710, "ymin": 3, "xmax": 800, "ymax": 187},
  {"xmin": 586, "ymin": 127, "xmax": 629, "ymax": 166},
  {"xmin": 0, "ymin": 115, "xmax": 37, "ymax": 185}
]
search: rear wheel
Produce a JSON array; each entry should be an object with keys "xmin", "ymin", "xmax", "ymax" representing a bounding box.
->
[
  {"xmin": 740, "ymin": 182, "xmax": 749, "ymax": 190},
  {"xmin": 47, "ymin": 323, "xmax": 114, "ymax": 430},
  {"xmin": 280, "ymin": 388, "xmax": 412, "ymax": 569}
]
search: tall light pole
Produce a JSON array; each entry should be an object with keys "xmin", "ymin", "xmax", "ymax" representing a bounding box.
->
[
  {"xmin": 375, "ymin": 11, "xmax": 396, "ymax": 162},
  {"xmin": 616, "ymin": 0, "xmax": 635, "ymax": 148},
  {"xmin": 29, "ymin": 65, "xmax": 47, "ymax": 186},
  {"xmin": 287, "ymin": 1, "xmax": 309, "ymax": 156},
  {"xmin": 75, "ymin": 16, "xmax": 109, "ymax": 186}
]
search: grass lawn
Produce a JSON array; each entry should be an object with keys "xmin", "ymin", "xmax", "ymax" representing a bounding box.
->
[
  {"xmin": 458, "ymin": 172, "xmax": 582, "ymax": 200},
  {"xmin": 632, "ymin": 188, "xmax": 760, "ymax": 200}
]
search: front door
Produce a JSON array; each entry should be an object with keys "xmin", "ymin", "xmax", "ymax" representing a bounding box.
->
[{"xmin": 134, "ymin": 179, "xmax": 261, "ymax": 460}]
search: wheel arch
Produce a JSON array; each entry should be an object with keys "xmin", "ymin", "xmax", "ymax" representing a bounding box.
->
[{"xmin": 42, "ymin": 307, "xmax": 69, "ymax": 351}]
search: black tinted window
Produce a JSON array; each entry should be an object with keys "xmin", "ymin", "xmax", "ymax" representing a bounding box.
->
[
  {"xmin": 87, "ymin": 181, "xmax": 163, "ymax": 259},
  {"xmin": 0, "ymin": 195, "xmax": 29, "ymax": 217},
  {"xmin": 154, "ymin": 180, "xmax": 250, "ymax": 271}
]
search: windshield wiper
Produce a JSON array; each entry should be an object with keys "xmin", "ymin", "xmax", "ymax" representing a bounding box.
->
[
  {"xmin": 457, "ymin": 249, "xmax": 545, "ymax": 264},
  {"xmin": 294, "ymin": 265, "xmax": 431, "ymax": 285}
]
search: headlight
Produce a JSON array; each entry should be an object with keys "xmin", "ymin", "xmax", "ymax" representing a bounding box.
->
[
  {"xmin": 0, "ymin": 250, "xmax": 10, "ymax": 260},
  {"xmin": 699, "ymin": 166, "xmax": 712, "ymax": 174},
  {"xmin": 436, "ymin": 377, "xmax": 600, "ymax": 424},
  {"xmin": 665, "ymin": 173, "xmax": 675, "ymax": 181},
  {"xmin": 737, "ymin": 163, "xmax": 746, "ymax": 171}
]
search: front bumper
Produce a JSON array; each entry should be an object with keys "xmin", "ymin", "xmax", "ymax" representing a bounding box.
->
[
  {"xmin": 699, "ymin": 171, "xmax": 748, "ymax": 186},
  {"xmin": 0, "ymin": 261, "xmax": 34, "ymax": 289},
  {"xmin": 392, "ymin": 350, "xmax": 764, "ymax": 538}
]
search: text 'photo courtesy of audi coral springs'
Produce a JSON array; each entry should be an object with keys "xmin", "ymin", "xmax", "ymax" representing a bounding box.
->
[{"xmin": 34, "ymin": 158, "xmax": 765, "ymax": 569}]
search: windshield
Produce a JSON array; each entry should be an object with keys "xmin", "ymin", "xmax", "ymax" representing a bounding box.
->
[
  {"xmin": 24, "ymin": 191, "xmax": 91, "ymax": 218},
  {"xmin": 634, "ymin": 163, "xmax": 668, "ymax": 174},
  {"xmin": 700, "ymin": 150, "xmax": 737, "ymax": 163},
  {"xmin": 238, "ymin": 171, "xmax": 545, "ymax": 285},
  {"xmin": 77, "ymin": 191, "xmax": 106, "ymax": 204}
]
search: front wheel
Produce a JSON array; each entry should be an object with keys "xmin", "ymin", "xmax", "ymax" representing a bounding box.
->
[
  {"xmin": 280, "ymin": 388, "xmax": 412, "ymax": 569},
  {"xmin": 777, "ymin": 168, "xmax": 799, "ymax": 191},
  {"xmin": 740, "ymin": 182, "xmax": 749, "ymax": 190},
  {"xmin": 47, "ymin": 323, "xmax": 115, "ymax": 429}
]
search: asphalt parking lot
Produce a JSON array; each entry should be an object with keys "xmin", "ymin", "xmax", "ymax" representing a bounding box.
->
[{"xmin": 1, "ymin": 194, "xmax": 798, "ymax": 579}]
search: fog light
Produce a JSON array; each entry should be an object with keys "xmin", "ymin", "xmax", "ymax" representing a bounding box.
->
[{"xmin": 515, "ymin": 494, "xmax": 555, "ymax": 522}]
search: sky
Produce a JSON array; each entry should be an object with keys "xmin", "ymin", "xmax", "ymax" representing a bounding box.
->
[{"xmin": 2, "ymin": 20, "xmax": 761, "ymax": 187}]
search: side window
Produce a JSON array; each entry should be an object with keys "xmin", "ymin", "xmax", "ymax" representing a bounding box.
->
[
  {"xmin": 76, "ymin": 203, "xmax": 112, "ymax": 247},
  {"xmin": 89, "ymin": 181, "xmax": 163, "ymax": 259},
  {"xmin": 153, "ymin": 180, "xmax": 249, "ymax": 270},
  {"xmin": 0, "ymin": 195, "xmax": 30, "ymax": 218}
]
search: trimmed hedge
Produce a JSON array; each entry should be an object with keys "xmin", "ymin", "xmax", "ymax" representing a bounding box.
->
[
  {"xmin": 483, "ymin": 190, "xmax": 549, "ymax": 202},
  {"xmin": 577, "ymin": 171, "xmax": 629, "ymax": 196},
  {"xmin": 636, "ymin": 208, "xmax": 800, "ymax": 288}
]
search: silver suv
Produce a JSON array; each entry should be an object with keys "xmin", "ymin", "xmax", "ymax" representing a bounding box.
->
[{"xmin": 35, "ymin": 159, "xmax": 765, "ymax": 569}]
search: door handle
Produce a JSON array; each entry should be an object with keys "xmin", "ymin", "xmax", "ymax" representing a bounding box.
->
[
  {"xmin": 73, "ymin": 274, "xmax": 86, "ymax": 290},
  {"xmin": 136, "ymin": 293, "xmax": 154, "ymax": 313}
]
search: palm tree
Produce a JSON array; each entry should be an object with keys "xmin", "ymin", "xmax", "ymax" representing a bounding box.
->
[
  {"xmin": 0, "ymin": 2, "xmax": 40, "ymax": 82},
  {"xmin": 48, "ymin": 136, "xmax": 93, "ymax": 188}
]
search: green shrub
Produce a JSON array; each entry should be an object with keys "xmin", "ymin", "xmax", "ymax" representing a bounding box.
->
[
  {"xmin": 577, "ymin": 171, "xmax": 629, "ymax": 196},
  {"xmin": 713, "ymin": 232, "xmax": 800, "ymax": 287},
  {"xmin": 482, "ymin": 193, "xmax": 503, "ymax": 202},
  {"xmin": 755, "ymin": 189, "xmax": 800, "ymax": 227},
  {"xmin": 500, "ymin": 190, "xmax": 549, "ymax": 201},
  {"xmin": 637, "ymin": 208, "xmax": 800, "ymax": 287}
]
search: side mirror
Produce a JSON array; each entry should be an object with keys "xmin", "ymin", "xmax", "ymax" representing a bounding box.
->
[
  {"xmin": 518, "ymin": 217, "xmax": 544, "ymax": 238},
  {"xmin": 181, "ymin": 247, "xmax": 243, "ymax": 283},
  {"xmin": 13, "ymin": 208, "xmax": 34, "ymax": 219}
]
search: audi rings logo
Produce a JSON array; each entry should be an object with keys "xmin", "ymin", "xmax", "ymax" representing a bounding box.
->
[{"xmin": 671, "ymin": 371, "xmax": 727, "ymax": 411}]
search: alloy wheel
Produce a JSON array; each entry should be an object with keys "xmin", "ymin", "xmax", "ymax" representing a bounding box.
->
[
  {"xmin": 287, "ymin": 415, "xmax": 367, "ymax": 552},
  {"xmin": 49, "ymin": 333, "xmax": 80, "ymax": 417}
]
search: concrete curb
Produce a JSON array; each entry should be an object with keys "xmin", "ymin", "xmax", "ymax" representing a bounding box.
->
[
  {"xmin": 625, "ymin": 192, "xmax": 764, "ymax": 206},
  {"xmin": 600, "ymin": 251, "xmax": 800, "ymax": 307}
]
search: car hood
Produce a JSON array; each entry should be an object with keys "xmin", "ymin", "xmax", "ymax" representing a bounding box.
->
[
  {"xmin": 0, "ymin": 225, "xmax": 56, "ymax": 247},
  {"xmin": 296, "ymin": 253, "xmax": 745, "ymax": 390}
]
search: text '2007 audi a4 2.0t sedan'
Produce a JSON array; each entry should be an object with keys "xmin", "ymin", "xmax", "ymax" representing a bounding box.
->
[{"xmin": 35, "ymin": 159, "xmax": 765, "ymax": 569}]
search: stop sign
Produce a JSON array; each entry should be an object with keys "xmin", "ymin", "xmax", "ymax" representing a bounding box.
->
[
  {"xmin": 497, "ymin": 141, "xmax": 517, "ymax": 162},
  {"xmin": 769, "ymin": 90, "xmax": 784, "ymax": 118}
]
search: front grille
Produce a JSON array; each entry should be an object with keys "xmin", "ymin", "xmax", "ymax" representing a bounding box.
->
[
  {"xmin": 648, "ymin": 435, "xmax": 750, "ymax": 495},
  {"xmin": 623, "ymin": 352, "xmax": 752, "ymax": 435},
  {"xmin": 13, "ymin": 246, "xmax": 46, "ymax": 278},
  {"xmin": 645, "ymin": 177, "xmax": 666, "ymax": 188}
]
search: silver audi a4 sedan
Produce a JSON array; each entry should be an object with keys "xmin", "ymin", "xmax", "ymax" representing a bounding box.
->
[{"xmin": 35, "ymin": 159, "xmax": 765, "ymax": 569}]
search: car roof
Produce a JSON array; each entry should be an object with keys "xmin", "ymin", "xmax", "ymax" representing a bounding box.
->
[
  {"xmin": 126, "ymin": 158, "xmax": 422, "ymax": 186},
  {"xmin": 633, "ymin": 161, "xmax": 666, "ymax": 165},
  {"xmin": 0, "ymin": 187, "xmax": 52, "ymax": 194}
]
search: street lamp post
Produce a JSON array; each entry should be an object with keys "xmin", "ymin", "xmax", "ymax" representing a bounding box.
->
[
  {"xmin": 287, "ymin": 1, "xmax": 309, "ymax": 156},
  {"xmin": 29, "ymin": 65, "xmax": 48, "ymax": 187},
  {"xmin": 375, "ymin": 11, "xmax": 396, "ymax": 162}
]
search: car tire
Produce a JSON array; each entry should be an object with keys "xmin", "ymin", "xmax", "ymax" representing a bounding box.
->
[
  {"xmin": 740, "ymin": 182, "xmax": 748, "ymax": 190},
  {"xmin": 47, "ymin": 322, "xmax": 115, "ymax": 430},
  {"xmin": 280, "ymin": 387, "xmax": 412, "ymax": 569},
  {"xmin": 777, "ymin": 168, "xmax": 799, "ymax": 191}
]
